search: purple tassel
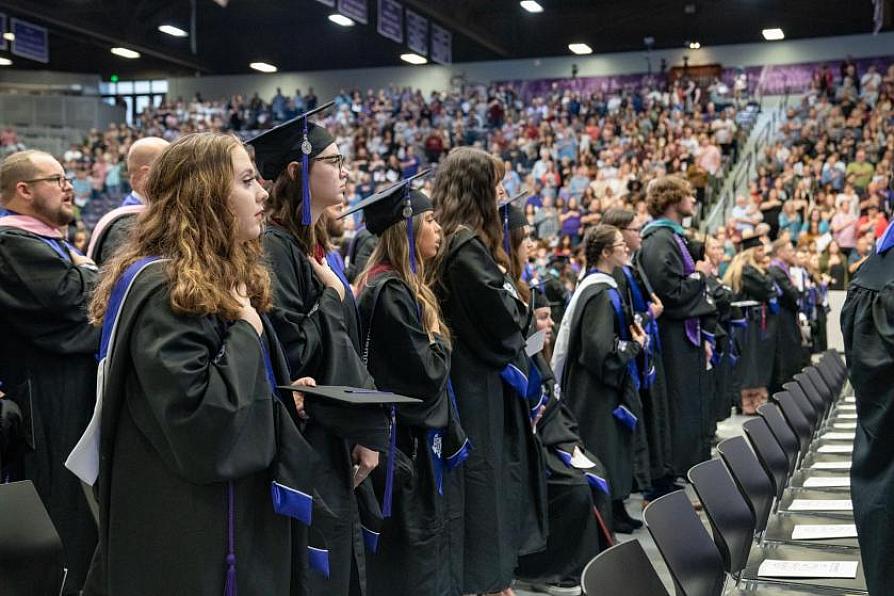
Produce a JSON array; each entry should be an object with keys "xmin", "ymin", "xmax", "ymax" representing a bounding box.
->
[
  {"xmin": 382, "ymin": 405, "xmax": 396, "ymax": 517},
  {"xmin": 301, "ymin": 118, "xmax": 312, "ymax": 226},
  {"xmin": 224, "ymin": 481, "xmax": 237, "ymax": 596}
]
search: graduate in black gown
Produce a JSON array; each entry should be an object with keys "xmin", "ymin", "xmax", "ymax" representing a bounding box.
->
[
  {"xmin": 0, "ymin": 149, "xmax": 99, "ymax": 593},
  {"xmin": 722, "ymin": 235, "xmax": 778, "ymax": 415},
  {"xmin": 347, "ymin": 177, "xmax": 468, "ymax": 596},
  {"xmin": 346, "ymin": 225, "xmax": 377, "ymax": 283},
  {"xmin": 638, "ymin": 176, "xmax": 717, "ymax": 477},
  {"xmin": 72, "ymin": 133, "xmax": 318, "ymax": 595},
  {"xmin": 248, "ymin": 105, "xmax": 390, "ymax": 596},
  {"xmin": 704, "ymin": 235, "xmax": 740, "ymax": 424},
  {"xmin": 602, "ymin": 208, "xmax": 675, "ymax": 506},
  {"xmin": 431, "ymin": 147, "xmax": 546, "ymax": 594},
  {"xmin": 552, "ymin": 224, "xmax": 648, "ymax": 538},
  {"xmin": 768, "ymin": 238, "xmax": 806, "ymax": 393},
  {"xmin": 841, "ymin": 220, "xmax": 894, "ymax": 596}
]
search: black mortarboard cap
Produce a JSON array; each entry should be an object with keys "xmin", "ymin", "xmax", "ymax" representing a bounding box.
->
[
  {"xmin": 741, "ymin": 233, "xmax": 764, "ymax": 250},
  {"xmin": 339, "ymin": 170, "xmax": 432, "ymax": 272},
  {"xmin": 275, "ymin": 384, "xmax": 421, "ymax": 405},
  {"xmin": 246, "ymin": 101, "xmax": 336, "ymax": 225},
  {"xmin": 499, "ymin": 188, "xmax": 529, "ymax": 253}
]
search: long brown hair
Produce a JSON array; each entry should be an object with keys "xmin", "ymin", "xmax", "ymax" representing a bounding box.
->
[
  {"xmin": 431, "ymin": 147, "xmax": 509, "ymax": 273},
  {"xmin": 266, "ymin": 161, "xmax": 317, "ymax": 254},
  {"xmin": 508, "ymin": 225, "xmax": 531, "ymax": 304},
  {"xmin": 90, "ymin": 133, "xmax": 271, "ymax": 323},
  {"xmin": 357, "ymin": 214, "xmax": 450, "ymax": 342}
]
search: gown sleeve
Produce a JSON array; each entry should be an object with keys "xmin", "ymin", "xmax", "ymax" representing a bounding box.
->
[
  {"xmin": 444, "ymin": 238, "xmax": 526, "ymax": 366},
  {"xmin": 742, "ymin": 267, "xmax": 778, "ymax": 302},
  {"xmin": 0, "ymin": 231, "xmax": 99, "ymax": 354},
  {"xmin": 127, "ymin": 290, "xmax": 277, "ymax": 485},
  {"xmin": 576, "ymin": 290, "xmax": 642, "ymax": 389}
]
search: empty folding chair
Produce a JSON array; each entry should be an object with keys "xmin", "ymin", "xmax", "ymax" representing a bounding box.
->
[
  {"xmin": 580, "ymin": 540, "xmax": 670, "ymax": 596},
  {"xmin": 771, "ymin": 392, "xmax": 813, "ymax": 455},
  {"xmin": 806, "ymin": 368, "xmax": 836, "ymax": 404},
  {"xmin": 790, "ymin": 374, "xmax": 827, "ymax": 422},
  {"xmin": 0, "ymin": 480, "xmax": 67, "ymax": 596},
  {"xmin": 643, "ymin": 490, "xmax": 727, "ymax": 596},
  {"xmin": 759, "ymin": 401, "xmax": 801, "ymax": 475},
  {"xmin": 743, "ymin": 418, "xmax": 790, "ymax": 501},
  {"xmin": 689, "ymin": 459, "xmax": 866, "ymax": 594},
  {"xmin": 782, "ymin": 381, "xmax": 821, "ymax": 431}
]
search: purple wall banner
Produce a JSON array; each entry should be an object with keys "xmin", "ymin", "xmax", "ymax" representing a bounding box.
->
[
  {"xmin": 377, "ymin": 0, "xmax": 403, "ymax": 43},
  {"xmin": 338, "ymin": 0, "xmax": 368, "ymax": 24},
  {"xmin": 406, "ymin": 9, "xmax": 428, "ymax": 56},
  {"xmin": 430, "ymin": 23, "xmax": 451, "ymax": 65},
  {"xmin": 11, "ymin": 18, "xmax": 48, "ymax": 64},
  {"xmin": 0, "ymin": 14, "xmax": 6, "ymax": 51},
  {"xmin": 315, "ymin": 0, "xmax": 336, "ymax": 7}
]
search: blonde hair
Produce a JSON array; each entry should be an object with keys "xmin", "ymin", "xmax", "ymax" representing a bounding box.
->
[
  {"xmin": 357, "ymin": 214, "xmax": 450, "ymax": 342},
  {"xmin": 90, "ymin": 133, "xmax": 272, "ymax": 323},
  {"xmin": 722, "ymin": 247, "xmax": 765, "ymax": 294}
]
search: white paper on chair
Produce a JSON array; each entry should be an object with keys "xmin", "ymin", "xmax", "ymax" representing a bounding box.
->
[
  {"xmin": 788, "ymin": 499, "xmax": 853, "ymax": 512},
  {"xmin": 818, "ymin": 445, "xmax": 854, "ymax": 454},
  {"xmin": 822, "ymin": 432, "xmax": 856, "ymax": 440},
  {"xmin": 757, "ymin": 559, "xmax": 859, "ymax": 579},
  {"xmin": 834, "ymin": 422, "xmax": 857, "ymax": 430},
  {"xmin": 837, "ymin": 414, "xmax": 858, "ymax": 420},
  {"xmin": 843, "ymin": 397, "xmax": 856, "ymax": 404},
  {"xmin": 803, "ymin": 476, "xmax": 851, "ymax": 488},
  {"xmin": 810, "ymin": 461, "xmax": 852, "ymax": 470},
  {"xmin": 791, "ymin": 524, "xmax": 858, "ymax": 540},
  {"xmin": 838, "ymin": 404, "xmax": 857, "ymax": 411}
]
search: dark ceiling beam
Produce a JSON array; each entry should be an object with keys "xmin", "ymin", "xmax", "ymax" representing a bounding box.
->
[
  {"xmin": 399, "ymin": 0, "xmax": 511, "ymax": 57},
  {"xmin": 0, "ymin": 0, "xmax": 210, "ymax": 72}
]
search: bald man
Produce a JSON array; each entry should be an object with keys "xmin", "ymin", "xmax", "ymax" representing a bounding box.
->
[
  {"xmin": 89, "ymin": 136, "xmax": 169, "ymax": 264},
  {"xmin": 0, "ymin": 149, "xmax": 100, "ymax": 593}
]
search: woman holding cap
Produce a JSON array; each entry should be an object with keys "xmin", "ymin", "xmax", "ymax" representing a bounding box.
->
[
  {"xmin": 348, "ymin": 174, "xmax": 468, "ymax": 596},
  {"xmin": 248, "ymin": 104, "xmax": 389, "ymax": 596}
]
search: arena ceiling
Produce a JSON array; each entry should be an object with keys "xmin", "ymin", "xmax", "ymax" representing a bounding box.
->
[{"xmin": 0, "ymin": 0, "xmax": 888, "ymax": 78}]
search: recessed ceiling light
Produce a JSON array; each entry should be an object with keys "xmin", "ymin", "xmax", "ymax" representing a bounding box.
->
[
  {"xmin": 0, "ymin": 57, "xmax": 12, "ymax": 66},
  {"xmin": 158, "ymin": 24, "xmax": 188, "ymax": 37},
  {"xmin": 3, "ymin": 32, "xmax": 14, "ymax": 41},
  {"xmin": 250, "ymin": 62, "xmax": 277, "ymax": 73},
  {"xmin": 689, "ymin": 41, "xmax": 701, "ymax": 49},
  {"xmin": 328, "ymin": 14, "xmax": 355, "ymax": 27},
  {"xmin": 762, "ymin": 28, "xmax": 784, "ymax": 41},
  {"xmin": 110, "ymin": 47, "xmax": 141, "ymax": 59},
  {"xmin": 520, "ymin": 1, "xmax": 544, "ymax": 13},
  {"xmin": 400, "ymin": 53, "xmax": 427, "ymax": 65},
  {"xmin": 568, "ymin": 43, "xmax": 592, "ymax": 55}
]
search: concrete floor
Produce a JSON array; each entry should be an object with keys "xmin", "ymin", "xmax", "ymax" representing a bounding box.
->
[{"xmin": 515, "ymin": 413, "xmax": 751, "ymax": 596}]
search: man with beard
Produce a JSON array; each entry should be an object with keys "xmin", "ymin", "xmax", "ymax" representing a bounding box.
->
[{"xmin": 0, "ymin": 150, "xmax": 100, "ymax": 594}]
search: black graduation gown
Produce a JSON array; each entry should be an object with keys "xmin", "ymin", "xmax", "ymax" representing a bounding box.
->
[
  {"xmin": 738, "ymin": 266, "xmax": 778, "ymax": 390},
  {"xmin": 357, "ymin": 271, "xmax": 464, "ymax": 596},
  {"xmin": 613, "ymin": 265, "xmax": 671, "ymax": 485},
  {"xmin": 560, "ymin": 280, "xmax": 642, "ymax": 501},
  {"xmin": 841, "ymin": 247, "xmax": 894, "ymax": 596},
  {"xmin": 83, "ymin": 264, "xmax": 316, "ymax": 595},
  {"xmin": 705, "ymin": 275, "xmax": 736, "ymax": 422},
  {"xmin": 516, "ymin": 353, "xmax": 607, "ymax": 585},
  {"xmin": 263, "ymin": 224, "xmax": 390, "ymax": 596},
  {"xmin": 638, "ymin": 226, "xmax": 716, "ymax": 475},
  {"xmin": 768, "ymin": 264, "xmax": 805, "ymax": 393},
  {"xmin": 435, "ymin": 229, "xmax": 547, "ymax": 594},
  {"xmin": 346, "ymin": 227, "xmax": 378, "ymax": 283},
  {"xmin": 0, "ymin": 227, "xmax": 99, "ymax": 593},
  {"xmin": 94, "ymin": 213, "xmax": 137, "ymax": 266}
]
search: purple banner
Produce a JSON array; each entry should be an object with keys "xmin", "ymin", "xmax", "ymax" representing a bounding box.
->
[
  {"xmin": 377, "ymin": 0, "xmax": 403, "ymax": 43},
  {"xmin": 406, "ymin": 9, "xmax": 428, "ymax": 56},
  {"xmin": 430, "ymin": 23, "xmax": 451, "ymax": 65},
  {"xmin": 11, "ymin": 18, "xmax": 48, "ymax": 64},
  {"xmin": 0, "ymin": 14, "xmax": 6, "ymax": 51},
  {"xmin": 338, "ymin": 0, "xmax": 368, "ymax": 25}
]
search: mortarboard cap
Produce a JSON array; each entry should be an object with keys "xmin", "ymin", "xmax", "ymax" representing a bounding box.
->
[
  {"xmin": 275, "ymin": 384, "xmax": 421, "ymax": 405},
  {"xmin": 741, "ymin": 233, "xmax": 764, "ymax": 250},
  {"xmin": 246, "ymin": 101, "xmax": 336, "ymax": 225},
  {"xmin": 499, "ymin": 188, "xmax": 529, "ymax": 253}
]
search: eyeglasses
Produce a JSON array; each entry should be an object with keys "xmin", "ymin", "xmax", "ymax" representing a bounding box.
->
[
  {"xmin": 611, "ymin": 241, "xmax": 628, "ymax": 249},
  {"xmin": 621, "ymin": 226, "xmax": 642, "ymax": 233},
  {"xmin": 314, "ymin": 154, "xmax": 345, "ymax": 171},
  {"xmin": 22, "ymin": 174, "xmax": 74, "ymax": 189}
]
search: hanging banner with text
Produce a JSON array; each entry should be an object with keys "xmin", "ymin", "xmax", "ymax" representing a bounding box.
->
[
  {"xmin": 377, "ymin": 0, "xmax": 403, "ymax": 43},
  {"xmin": 11, "ymin": 18, "xmax": 49, "ymax": 64},
  {"xmin": 430, "ymin": 23, "xmax": 452, "ymax": 65},
  {"xmin": 405, "ymin": 9, "xmax": 428, "ymax": 56},
  {"xmin": 338, "ymin": 0, "xmax": 369, "ymax": 25},
  {"xmin": 0, "ymin": 14, "xmax": 6, "ymax": 51}
]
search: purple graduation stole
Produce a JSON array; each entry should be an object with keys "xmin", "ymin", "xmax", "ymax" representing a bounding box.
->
[{"xmin": 671, "ymin": 234, "xmax": 702, "ymax": 347}]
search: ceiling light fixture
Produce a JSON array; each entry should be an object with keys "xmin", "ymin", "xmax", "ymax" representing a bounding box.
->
[
  {"xmin": 568, "ymin": 43, "xmax": 592, "ymax": 55},
  {"xmin": 250, "ymin": 61, "xmax": 278, "ymax": 73},
  {"xmin": 520, "ymin": 1, "xmax": 544, "ymax": 13},
  {"xmin": 3, "ymin": 32, "xmax": 14, "ymax": 41},
  {"xmin": 110, "ymin": 47, "xmax": 141, "ymax": 59},
  {"xmin": 0, "ymin": 57, "xmax": 12, "ymax": 66},
  {"xmin": 689, "ymin": 41, "xmax": 701, "ymax": 49},
  {"xmin": 762, "ymin": 28, "xmax": 785, "ymax": 41},
  {"xmin": 328, "ymin": 14, "xmax": 355, "ymax": 27},
  {"xmin": 400, "ymin": 53, "xmax": 427, "ymax": 65},
  {"xmin": 158, "ymin": 24, "xmax": 188, "ymax": 37}
]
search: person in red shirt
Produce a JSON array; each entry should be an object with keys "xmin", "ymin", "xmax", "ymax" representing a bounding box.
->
[{"xmin": 857, "ymin": 204, "xmax": 889, "ymax": 239}]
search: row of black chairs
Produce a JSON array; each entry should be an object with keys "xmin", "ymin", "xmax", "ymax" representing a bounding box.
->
[{"xmin": 580, "ymin": 351, "xmax": 866, "ymax": 595}]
